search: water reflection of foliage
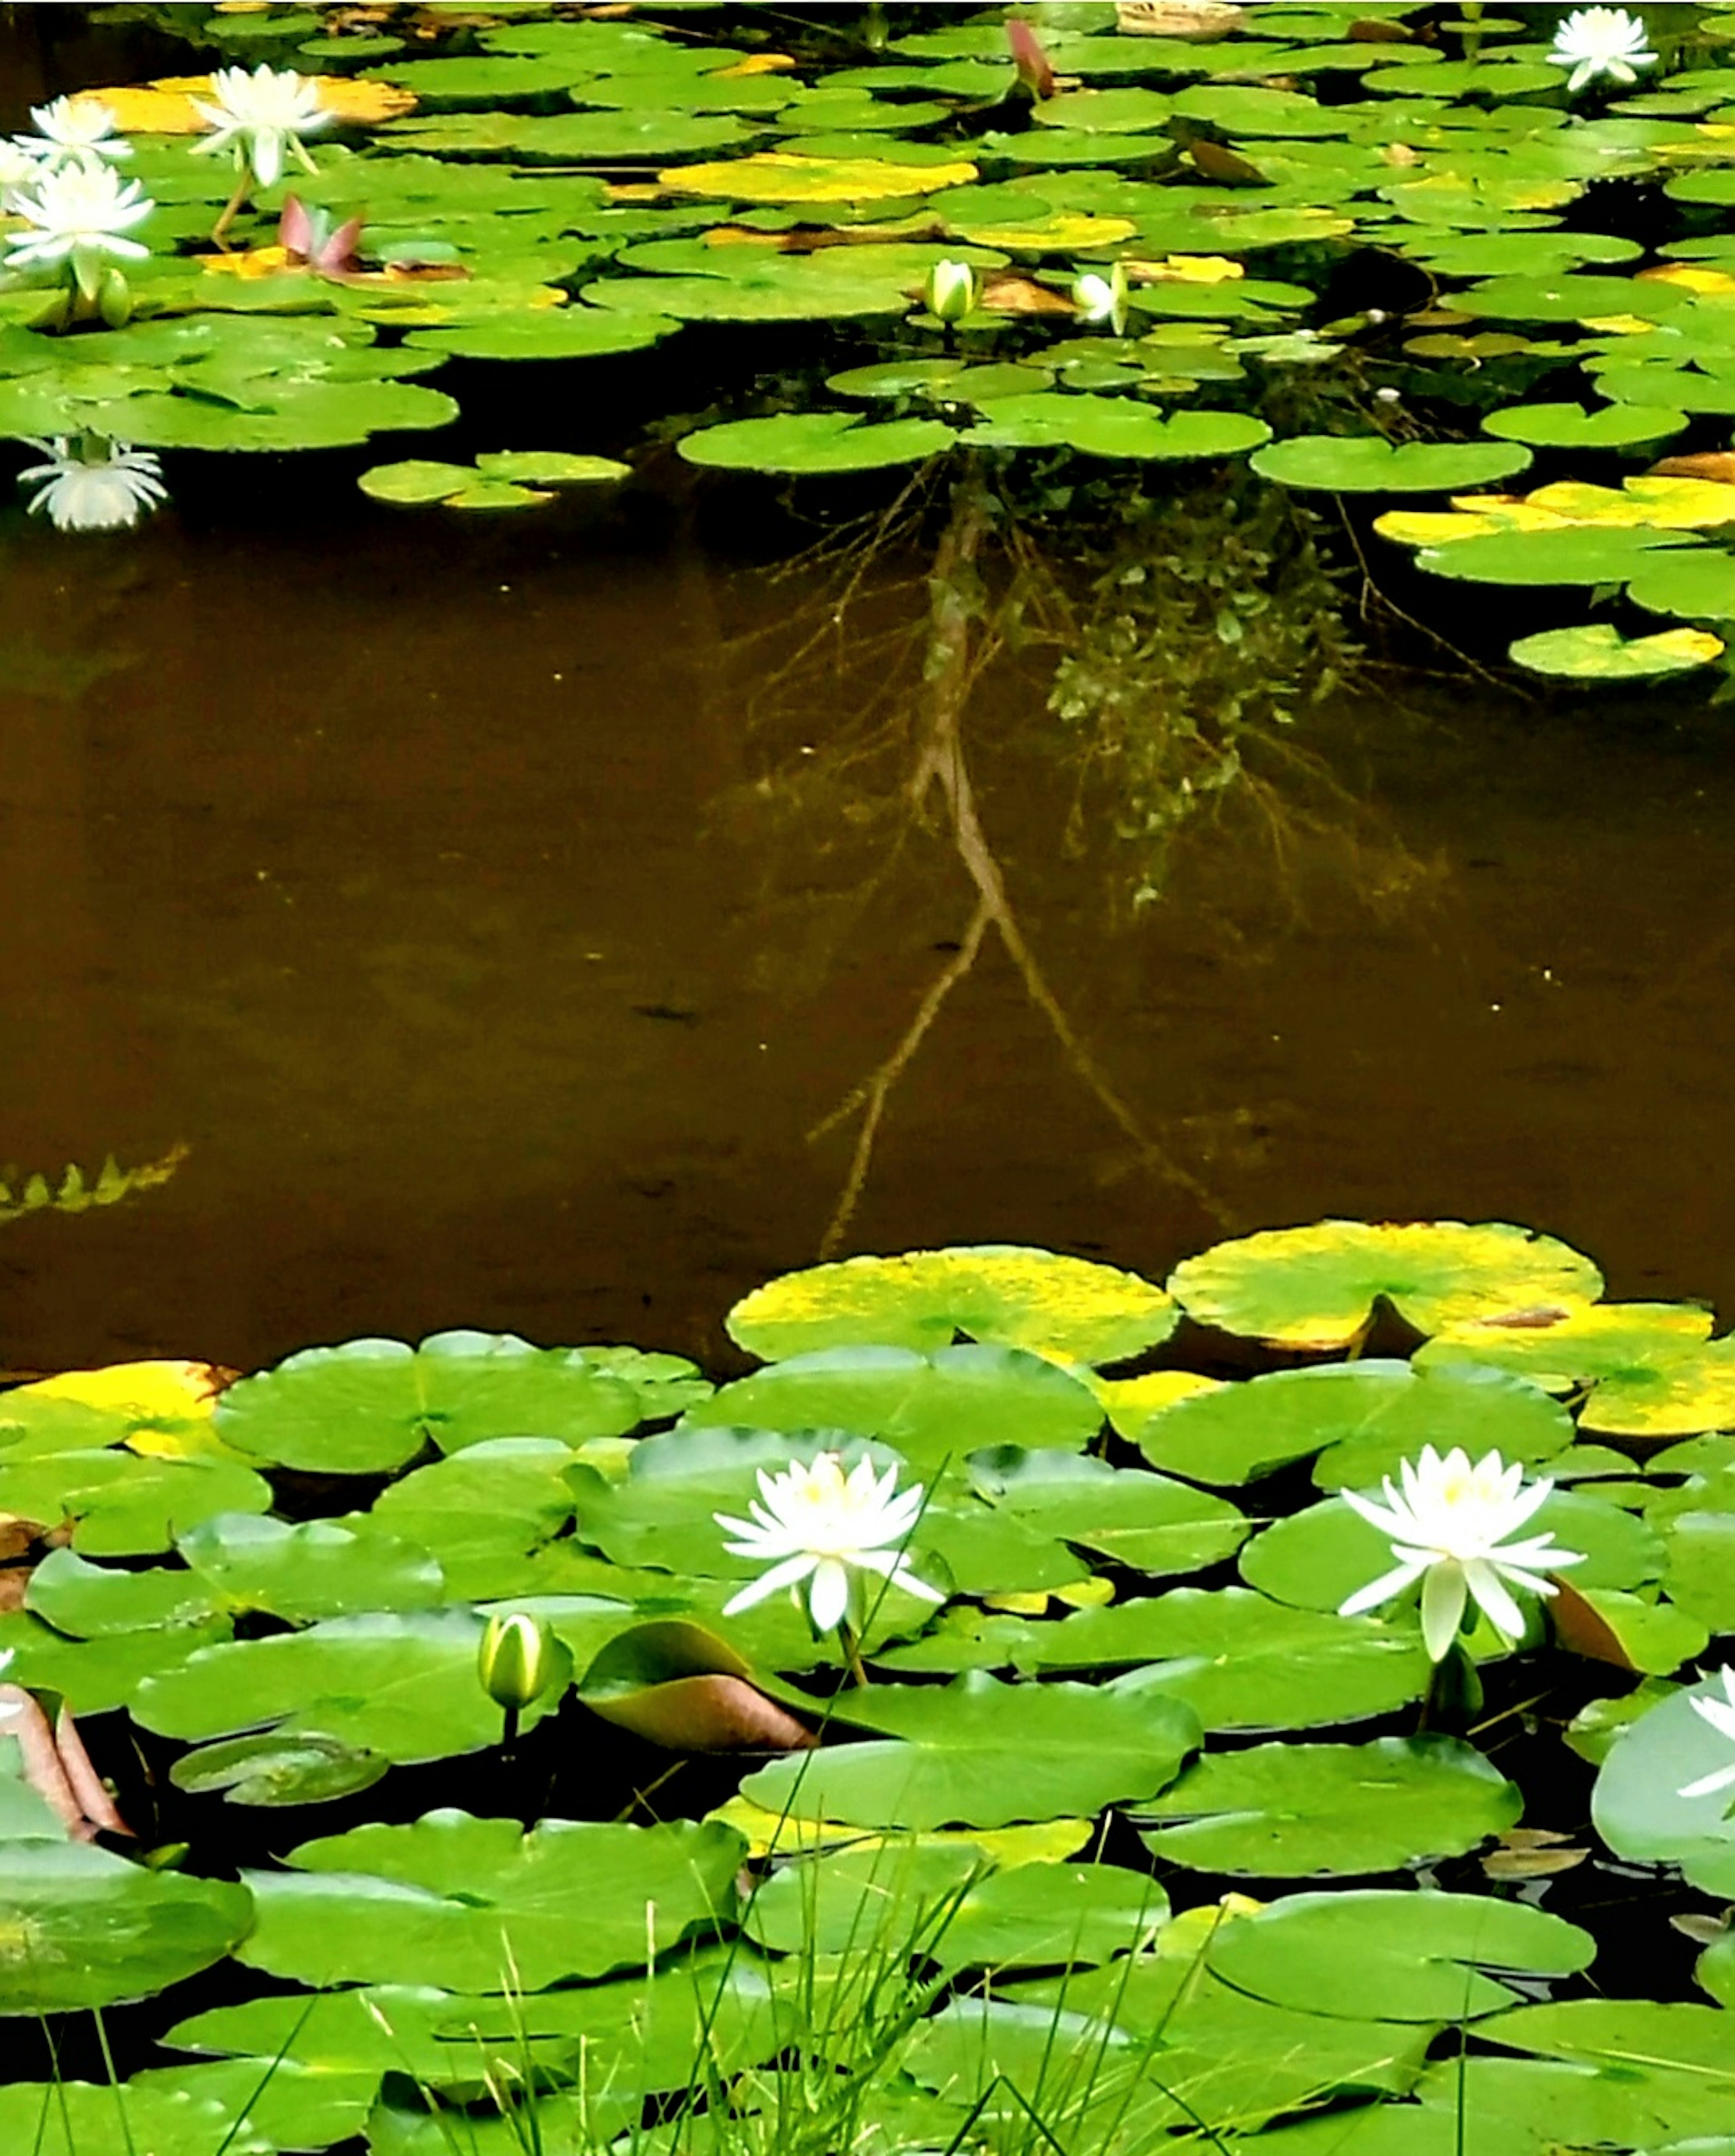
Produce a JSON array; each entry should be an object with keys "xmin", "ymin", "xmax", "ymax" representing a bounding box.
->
[
  {"xmin": 1042, "ymin": 477, "xmax": 1366, "ymax": 913},
  {"xmin": 726, "ymin": 458, "xmax": 1442, "ymax": 1253}
]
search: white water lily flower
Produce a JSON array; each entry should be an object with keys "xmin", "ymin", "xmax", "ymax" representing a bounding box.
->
[
  {"xmin": 1072, "ymin": 260, "xmax": 1129, "ymax": 336},
  {"xmin": 4, "ymin": 158, "xmax": 153, "ymax": 297},
  {"xmin": 1550, "ymin": 7, "xmax": 1657, "ymax": 92},
  {"xmin": 715, "ymin": 1451, "xmax": 944, "ymax": 1634},
  {"xmin": 1337, "ymin": 1444, "xmax": 1585, "ymax": 1662},
  {"xmin": 19, "ymin": 439, "xmax": 168, "ymax": 533},
  {"xmin": 925, "ymin": 258, "xmax": 978, "ymax": 324},
  {"xmin": 1679, "ymin": 1667, "xmax": 1735, "ymax": 1801},
  {"xmin": 17, "ymin": 95, "xmax": 131, "ymax": 169},
  {"xmin": 191, "ymin": 64, "xmax": 332, "ymax": 188}
]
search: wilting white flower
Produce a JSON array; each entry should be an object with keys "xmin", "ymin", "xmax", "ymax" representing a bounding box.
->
[
  {"xmin": 1072, "ymin": 259, "xmax": 1129, "ymax": 336},
  {"xmin": 1337, "ymin": 1445, "xmax": 1585, "ymax": 1663},
  {"xmin": 4, "ymin": 158, "xmax": 153, "ymax": 297},
  {"xmin": 17, "ymin": 96, "xmax": 131, "ymax": 170},
  {"xmin": 191, "ymin": 65, "xmax": 332, "ymax": 189},
  {"xmin": 924, "ymin": 258, "xmax": 978, "ymax": 324},
  {"xmin": 1679, "ymin": 1667, "xmax": 1735, "ymax": 1801},
  {"xmin": 19, "ymin": 439, "xmax": 168, "ymax": 533},
  {"xmin": 1550, "ymin": 7, "xmax": 1657, "ymax": 92},
  {"xmin": 715, "ymin": 1451, "xmax": 944, "ymax": 1634}
]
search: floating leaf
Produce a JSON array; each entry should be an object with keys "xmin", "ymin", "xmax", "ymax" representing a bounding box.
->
[
  {"xmin": 1135, "ymin": 1735, "xmax": 1522, "ymax": 1876},
  {"xmin": 1509, "ymin": 623, "xmax": 1724, "ymax": 679},
  {"xmin": 0, "ymin": 1842, "xmax": 252, "ymax": 2012},
  {"xmin": 726, "ymin": 1246, "xmax": 1176, "ymax": 1364},
  {"xmin": 1204, "ymin": 1889, "xmax": 1594, "ymax": 2020},
  {"xmin": 1251, "ymin": 436, "xmax": 1531, "ymax": 492},
  {"xmin": 661, "ymin": 152, "xmax": 978, "ymax": 202},
  {"xmin": 216, "ymin": 1332, "xmax": 647, "ymax": 1475},
  {"xmin": 679, "ymin": 412, "xmax": 957, "ymax": 473},
  {"xmin": 741, "ymin": 1672, "xmax": 1200, "ymax": 1829},
  {"xmin": 1167, "ymin": 1220, "xmax": 1603, "ymax": 1351}
]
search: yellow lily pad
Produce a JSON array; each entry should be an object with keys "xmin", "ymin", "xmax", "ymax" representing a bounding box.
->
[
  {"xmin": 1141, "ymin": 255, "xmax": 1244, "ymax": 285},
  {"xmin": 727, "ymin": 1245, "xmax": 1176, "ymax": 1365},
  {"xmin": 1168, "ymin": 1219, "xmax": 1604, "ymax": 1350},
  {"xmin": 1416, "ymin": 1301, "xmax": 1715, "ymax": 1394},
  {"xmin": 659, "ymin": 152, "xmax": 977, "ymax": 204},
  {"xmin": 70, "ymin": 73, "xmax": 413, "ymax": 136},
  {"xmin": 950, "ymin": 214, "xmax": 1137, "ymax": 251},
  {"xmin": 1580, "ymin": 1338, "xmax": 1735, "ymax": 1440},
  {"xmin": 1094, "ymin": 1369, "xmax": 1221, "ymax": 1445},
  {"xmin": 709, "ymin": 1796, "xmax": 1091, "ymax": 1866}
]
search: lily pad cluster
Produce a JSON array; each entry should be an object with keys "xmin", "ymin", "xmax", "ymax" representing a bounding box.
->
[
  {"xmin": 0, "ymin": 1224, "xmax": 1731, "ymax": 2152},
  {"xmin": 3, "ymin": 0, "xmax": 1733, "ymax": 669}
]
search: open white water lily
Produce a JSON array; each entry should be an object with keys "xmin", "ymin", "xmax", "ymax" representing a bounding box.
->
[
  {"xmin": 715, "ymin": 1450, "xmax": 943, "ymax": 1636},
  {"xmin": 4, "ymin": 157, "xmax": 153, "ymax": 299},
  {"xmin": 16, "ymin": 95, "xmax": 131, "ymax": 170},
  {"xmin": 1072, "ymin": 260, "xmax": 1129, "ymax": 336},
  {"xmin": 1550, "ymin": 7, "xmax": 1657, "ymax": 92},
  {"xmin": 1337, "ymin": 1444, "xmax": 1585, "ymax": 1662},
  {"xmin": 19, "ymin": 439, "xmax": 169, "ymax": 533},
  {"xmin": 192, "ymin": 64, "xmax": 332, "ymax": 188},
  {"xmin": 1679, "ymin": 1667, "xmax": 1735, "ymax": 1801}
]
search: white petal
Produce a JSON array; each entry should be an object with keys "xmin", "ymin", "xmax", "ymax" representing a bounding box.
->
[
  {"xmin": 807, "ymin": 1558, "xmax": 851, "ymax": 1634},
  {"xmin": 1338, "ymin": 1557, "xmax": 1428, "ymax": 1619},
  {"xmin": 1463, "ymin": 1557, "xmax": 1526, "ymax": 1643},
  {"xmin": 721, "ymin": 1553, "xmax": 816, "ymax": 1617},
  {"xmin": 1421, "ymin": 1561, "xmax": 1468, "ymax": 1662}
]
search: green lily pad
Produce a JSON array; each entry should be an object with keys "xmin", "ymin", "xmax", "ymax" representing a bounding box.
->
[
  {"xmin": 0, "ymin": 2082, "xmax": 271, "ymax": 2156},
  {"xmin": 175, "ymin": 1513, "xmax": 445, "ymax": 1622},
  {"xmin": 1251, "ymin": 436, "xmax": 1532, "ymax": 492},
  {"xmin": 1167, "ymin": 1219, "xmax": 1603, "ymax": 1348},
  {"xmin": 1592, "ymin": 1674, "xmax": 1735, "ymax": 1897},
  {"xmin": 0, "ymin": 1449, "xmax": 271, "ymax": 1557},
  {"xmin": 1046, "ymin": 1587, "xmax": 1430, "ymax": 1730},
  {"xmin": 1135, "ymin": 1734, "xmax": 1521, "ymax": 1876},
  {"xmin": 25, "ymin": 1548, "xmax": 220, "ymax": 1637},
  {"xmin": 680, "ymin": 1345, "xmax": 1102, "ymax": 1473},
  {"xmin": 1205, "ymin": 1888, "xmax": 1594, "ymax": 2020},
  {"xmin": 1630, "ymin": 548, "xmax": 1735, "ymax": 621},
  {"xmin": 0, "ymin": 1841, "xmax": 253, "ymax": 2013},
  {"xmin": 741, "ymin": 1672, "xmax": 1200, "ymax": 1830},
  {"xmin": 1509, "ymin": 623, "xmax": 1724, "ymax": 679},
  {"xmin": 170, "ymin": 1729, "xmax": 392, "ymax": 1808},
  {"xmin": 0, "ymin": 1612, "xmax": 234, "ymax": 1716},
  {"xmin": 966, "ymin": 394, "xmax": 1271, "ymax": 460},
  {"xmin": 725, "ymin": 1245, "xmax": 1176, "ymax": 1364},
  {"xmin": 1415, "ymin": 526, "xmax": 1700, "ymax": 586},
  {"xmin": 240, "ymin": 1813, "xmax": 744, "ymax": 1988},
  {"xmin": 967, "ymin": 1448, "xmax": 1247, "ymax": 1579},
  {"xmin": 1483, "ymin": 401, "xmax": 1691, "ymax": 449},
  {"xmin": 132, "ymin": 1609, "xmax": 566, "ymax": 1765},
  {"xmin": 1125, "ymin": 1359, "xmax": 1571, "ymax": 1490},
  {"xmin": 216, "ymin": 1332, "xmax": 648, "ymax": 1475},
  {"xmin": 403, "ymin": 309, "xmax": 676, "ymax": 361},
  {"xmin": 679, "ymin": 412, "xmax": 957, "ymax": 473}
]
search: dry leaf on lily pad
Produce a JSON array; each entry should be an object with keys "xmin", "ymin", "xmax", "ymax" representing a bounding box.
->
[
  {"xmin": 1117, "ymin": 0, "xmax": 1247, "ymax": 37},
  {"xmin": 1651, "ymin": 452, "xmax": 1735, "ymax": 484},
  {"xmin": 983, "ymin": 273, "xmax": 1074, "ymax": 317},
  {"xmin": 70, "ymin": 74, "xmax": 413, "ymax": 136},
  {"xmin": 579, "ymin": 1620, "xmax": 815, "ymax": 1754}
]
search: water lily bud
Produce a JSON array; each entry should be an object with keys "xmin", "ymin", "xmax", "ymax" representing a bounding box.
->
[
  {"xmin": 925, "ymin": 258, "xmax": 977, "ymax": 323},
  {"xmin": 1071, "ymin": 258, "xmax": 1129, "ymax": 335},
  {"xmin": 477, "ymin": 1611, "xmax": 558, "ymax": 1713},
  {"xmin": 98, "ymin": 267, "xmax": 132, "ymax": 330}
]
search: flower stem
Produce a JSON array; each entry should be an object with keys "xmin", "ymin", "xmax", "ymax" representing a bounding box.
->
[{"xmin": 838, "ymin": 1621, "xmax": 870, "ymax": 1688}]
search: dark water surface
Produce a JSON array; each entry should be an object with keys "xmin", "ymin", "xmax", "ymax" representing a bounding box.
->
[{"xmin": 4, "ymin": 483, "xmax": 1732, "ymax": 1378}]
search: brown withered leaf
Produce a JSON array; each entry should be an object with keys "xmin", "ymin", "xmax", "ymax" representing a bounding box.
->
[
  {"xmin": 587, "ymin": 1675, "xmax": 816, "ymax": 1753},
  {"xmin": 1547, "ymin": 1576, "xmax": 1636, "ymax": 1670},
  {"xmin": 1117, "ymin": 0, "xmax": 1246, "ymax": 37},
  {"xmin": 1671, "ymin": 1911, "xmax": 1731, "ymax": 1946},
  {"xmin": 1651, "ymin": 452, "xmax": 1735, "ymax": 483},
  {"xmin": 1349, "ymin": 17, "xmax": 1416, "ymax": 39},
  {"xmin": 1481, "ymin": 1845, "xmax": 1589, "ymax": 1879},
  {"xmin": 0, "ymin": 1514, "xmax": 43, "ymax": 1565},
  {"xmin": 1186, "ymin": 140, "xmax": 1267, "ymax": 186},
  {"xmin": 982, "ymin": 272, "xmax": 1075, "ymax": 315},
  {"xmin": 0, "ymin": 1570, "xmax": 32, "ymax": 1614},
  {"xmin": 0, "ymin": 1687, "xmax": 131, "ymax": 1840}
]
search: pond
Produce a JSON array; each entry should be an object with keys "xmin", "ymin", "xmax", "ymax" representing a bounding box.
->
[{"xmin": 2, "ymin": 5, "xmax": 1735, "ymax": 2155}]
